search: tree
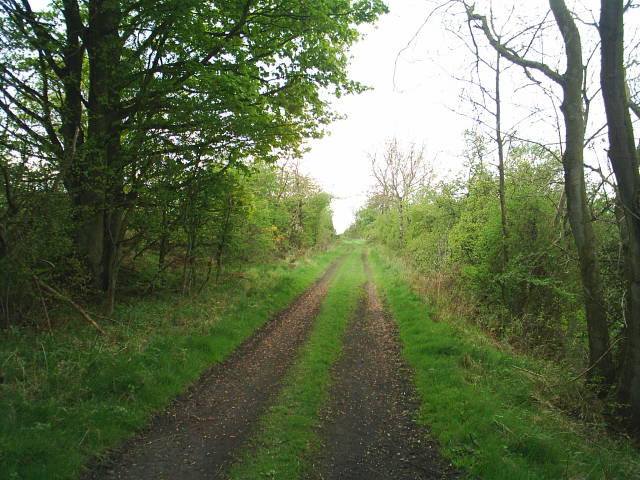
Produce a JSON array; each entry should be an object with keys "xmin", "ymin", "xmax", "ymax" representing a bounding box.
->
[
  {"xmin": 465, "ymin": 0, "xmax": 615, "ymax": 387},
  {"xmin": 452, "ymin": 18, "xmax": 516, "ymax": 271},
  {"xmin": 599, "ymin": 0, "xmax": 640, "ymax": 429},
  {"xmin": 0, "ymin": 0, "xmax": 387, "ymax": 312},
  {"xmin": 370, "ymin": 138, "xmax": 432, "ymax": 245},
  {"xmin": 461, "ymin": 46, "xmax": 512, "ymax": 282}
]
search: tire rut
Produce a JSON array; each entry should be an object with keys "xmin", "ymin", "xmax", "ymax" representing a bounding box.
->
[
  {"xmin": 309, "ymin": 253, "xmax": 459, "ymax": 480},
  {"xmin": 85, "ymin": 256, "xmax": 345, "ymax": 480}
]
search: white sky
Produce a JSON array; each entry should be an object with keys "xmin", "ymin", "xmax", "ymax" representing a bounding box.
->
[
  {"xmin": 301, "ymin": 0, "xmax": 471, "ymax": 234},
  {"xmin": 299, "ymin": 0, "xmax": 640, "ymax": 234}
]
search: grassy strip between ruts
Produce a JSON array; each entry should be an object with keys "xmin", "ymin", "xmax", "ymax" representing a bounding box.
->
[
  {"xmin": 0, "ymin": 244, "xmax": 350, "ymax": 480},
  {"xmin": 226, "ymin": 246, "xmax": 366, "ymax": 480},
  {"xmin": 368, "ymin": 247, "xmax": 640, "ymax": 480}
]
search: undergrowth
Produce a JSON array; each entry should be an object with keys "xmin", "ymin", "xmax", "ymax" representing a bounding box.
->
[
  {"xmin": 0, "ymin": 245, "xmax": 347, "ymax": 480},
  {"xmin": 368, "ymin": 246, "xmax": 640, "ymax": 479},
  {"xmin": 387, "ymin": 246, "xmax": 606, "ymax": 423},
  {"xmin": 227, "ymin": 247, "xmax": 366, "ymax": 480}
]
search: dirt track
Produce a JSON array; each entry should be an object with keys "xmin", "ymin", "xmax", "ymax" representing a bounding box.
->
[
  {"xmin": 86, "ymin": 251, "xmax": 459, "ymax": 480},
  {"xmin": 85, "ymin": 258, "xmax": 342, "ymax": 480},
  {"xmin": 309, "ymin": 254, "xmax": 459, "ymax": 480}
]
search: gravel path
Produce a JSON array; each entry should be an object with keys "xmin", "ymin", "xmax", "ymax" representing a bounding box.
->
[
  {"xmin": 85, "ymin": 258, "xmax": 343, "ymax": 480},
  {"xmin": 309, "ymin": 253, "xmax": 459, "ymax": 480}
]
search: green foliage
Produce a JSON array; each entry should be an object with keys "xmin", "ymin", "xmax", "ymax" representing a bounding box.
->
[
  {"xmin": 227, "ymin": 246, "xmax": 365, "ymax": 480},
  {"xmin": 0, "ymin": 160, "xmax": 89, "ymax": 325},
  {"xmin": 357, "ymin": 142, "xmax": 586, "ymax": 356},
  {"xmin": 0, "ymin": 0, "xmax": 385, "ymax": 313},
  {"xmin": 369, "ymin": 248, "xmax": 640, "ymax": 479},
  {"xmin": 1, "ymin": 156, "xmax": 338, "ymax": 321},
  {"xmin": 447, "ymin": 155, "xmax": 580, "ymax": 337}
]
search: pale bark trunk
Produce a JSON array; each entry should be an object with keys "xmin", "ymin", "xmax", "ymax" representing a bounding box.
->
[{"xmin": 495, "ymin": 52, "xmax": 509, "ymax": 268}]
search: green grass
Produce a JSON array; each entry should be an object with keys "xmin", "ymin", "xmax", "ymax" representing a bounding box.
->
[
  {"xmin": 227, "ymin": 247, "xmax": 366, "ymax": 480},
  {"xmin": 0, "ymin": 245, "xmax": 348, "ymax": 480},
  {"xmin": 368, "ymin": 247, "xmax": 640, "ymax": 480}
]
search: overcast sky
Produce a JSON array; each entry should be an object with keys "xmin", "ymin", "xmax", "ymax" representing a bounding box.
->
[
  {"xmin": 300, "ymin": 0, "xmax": 471, "ymax": 233},
  {"xmin": 299, "ymin": 0, "xmax": 640, "ymax": 234}
]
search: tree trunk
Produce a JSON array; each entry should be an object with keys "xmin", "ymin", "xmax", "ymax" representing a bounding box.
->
[
  {"xmin": 59, "ymin": 0, "xmax": 99, "ymax": 284},
  {"xmin": 466, "ymin": 0, "xmax": 615, "ymax": 385},
  {"xmin": 102, "ymin": 208, "xmax": 127, "ymax": 313},
  {"xmin": 82, "ymin": 0, "xmax": 125, "ymax": 311},
  {"xmin": 599, "ymin": 0, "xmax": 640, "ymax": 429},
  {"xmin": 60, "ymin": 0, "xmax": 84, "ymax": 188},
  {"xmin": 550, "ymin": 0, "xmax": 614, "ymax": 386},
  {"xmin": 495, "ymin": 52, "xmax": 509, "ymax": 267},
  {"xmin": 215, "ymin": 193, "xmax": 234, "ymax": 282},
  {"xmin": 158, "ymin": 206, "xmax": 170, "ymax": 276},
  {"xmin": 397, "ymin": 201, "xmax": 405, "ymax": 245},
  {"xmin": 495, "ymin": 51, "xmax": 509, "ymax": 307},
  {"xmin": 181, "ymin": 230, "xmax": 192, "ymax": 295}
]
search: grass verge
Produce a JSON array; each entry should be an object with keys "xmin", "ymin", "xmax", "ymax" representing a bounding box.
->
[
  {"xmin": 0, "ymin": 245, "xmax": 348, "ymax": 480},
  {"xmin": 226, "ymin": 247, "xmax": 366, "ymax": 480},
  {"xmin": 368, "ymin": 247, "xmax": 640, "ymax": 479}
]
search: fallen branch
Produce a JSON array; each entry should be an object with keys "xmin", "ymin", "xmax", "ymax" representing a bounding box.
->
[
  {"xmin": 32, "ymin": 275, "xmax": 106, "ymax": 335},
  {"xmin": 515, "ymin": 336, "xmax": 625, "ymax": 389},
  {"xmin": 559, "ymin": 336, "xmax": 624, "ymax": 386},
  {"xmin": 513, "ymin": 365, "xmax": 549, "ymax": 381}
]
